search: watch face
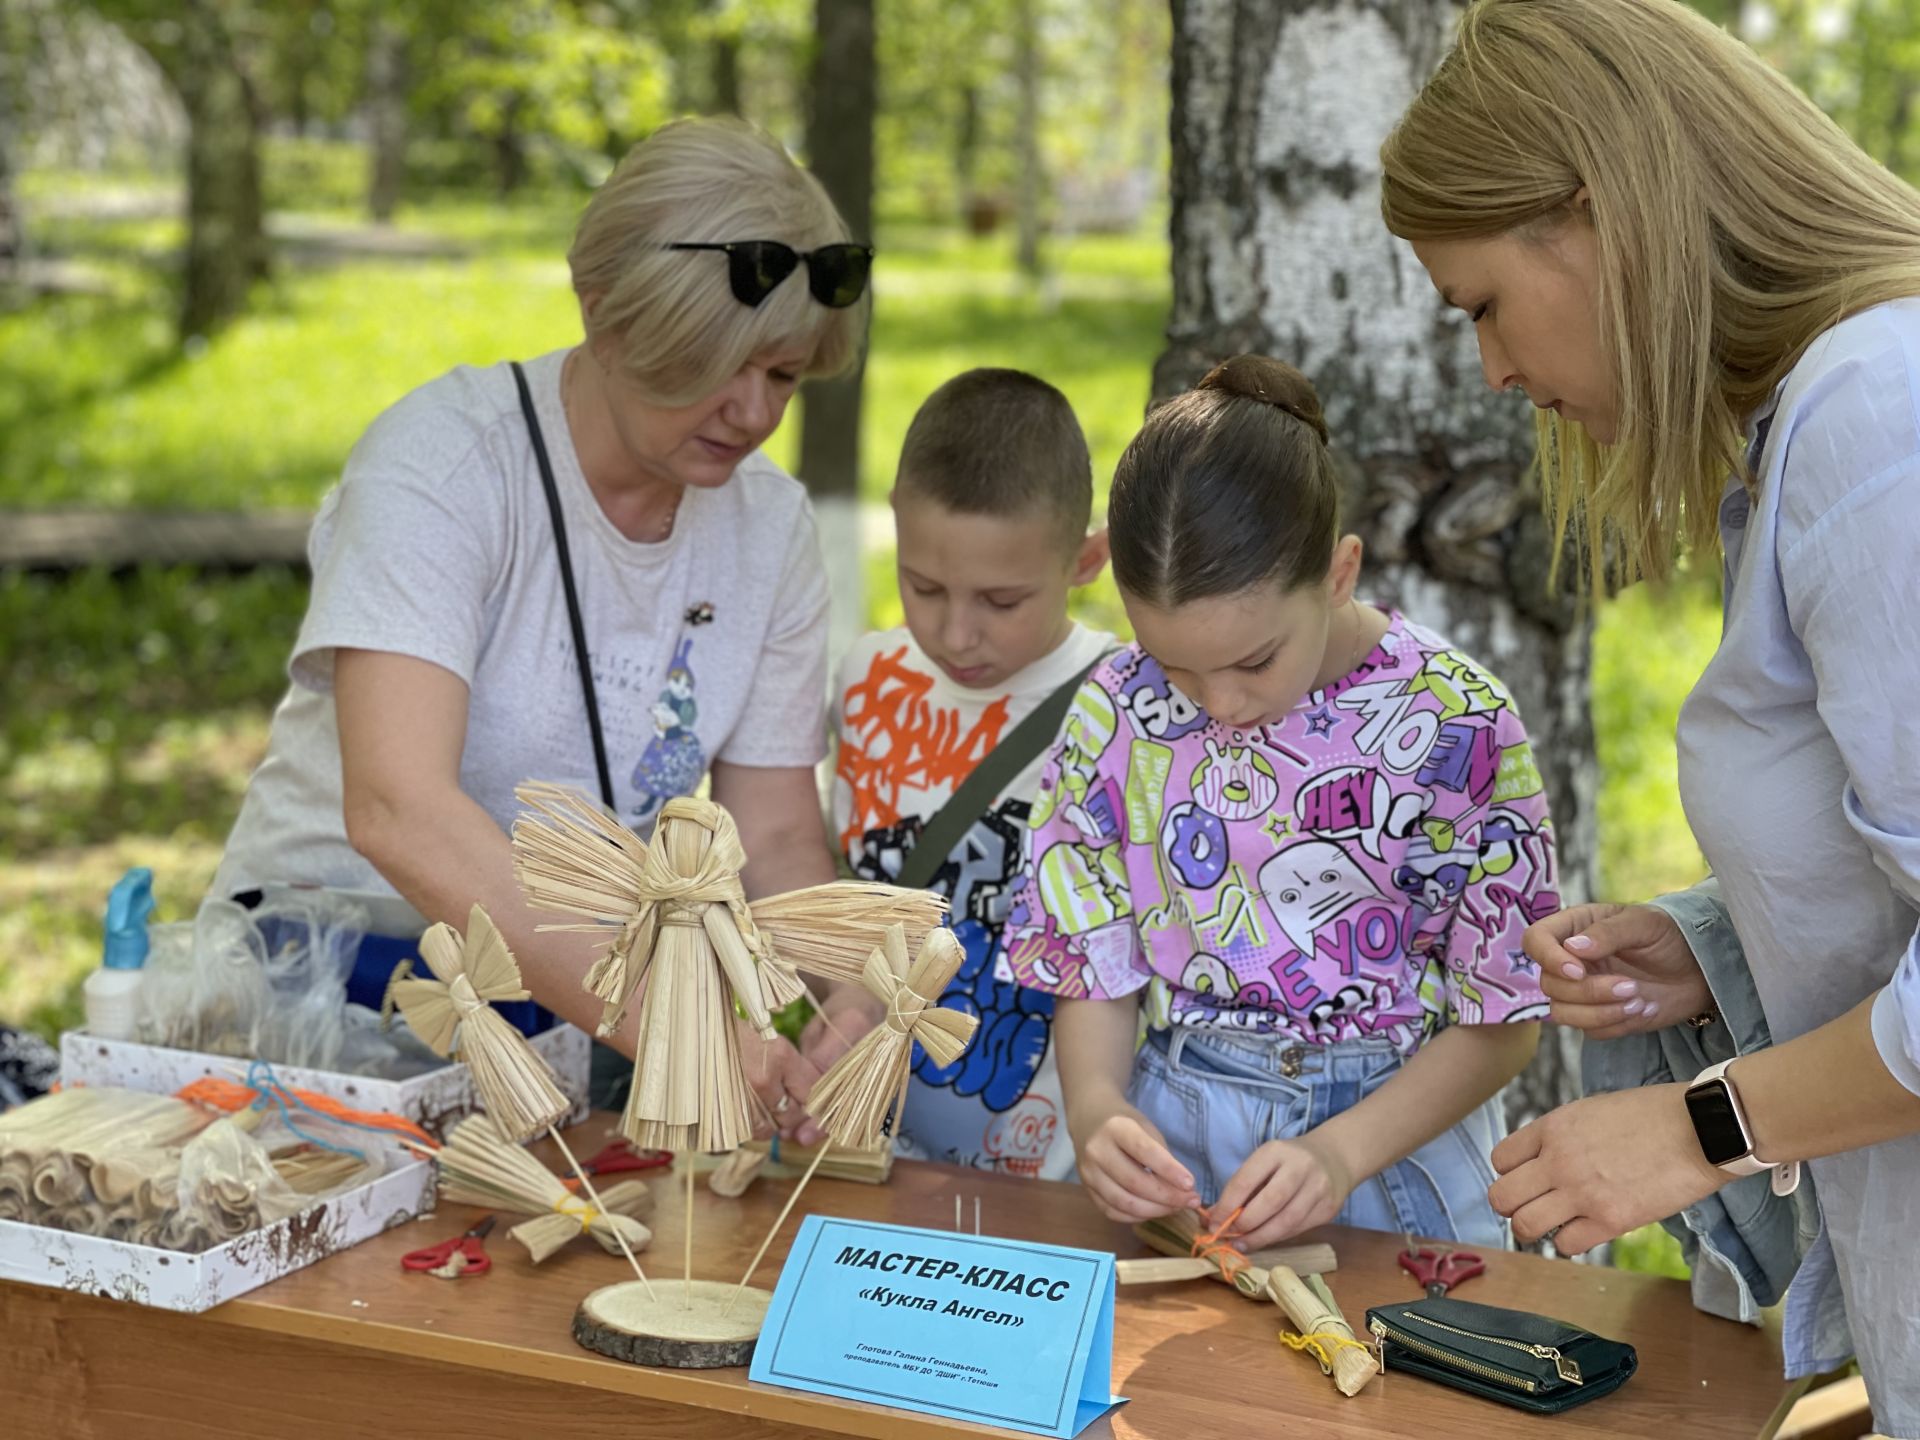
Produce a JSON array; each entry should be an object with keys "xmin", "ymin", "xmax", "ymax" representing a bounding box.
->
[{"xmin": 1686, "ymin": 1080, "xmax": 1752, "ymax": 1166}]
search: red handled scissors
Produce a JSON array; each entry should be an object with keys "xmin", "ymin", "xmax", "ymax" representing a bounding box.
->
[
  {"xmin": 402, "ymin": 1215, "xmax": 495, "ymax": 1278},
  {"xmin": 1398, "ymin": 1241, "xmax": 1485, "ymax": 1299},
  {"xmin": 560, "ymin": 1139, "xmax": 674, "ymax": 1191}
]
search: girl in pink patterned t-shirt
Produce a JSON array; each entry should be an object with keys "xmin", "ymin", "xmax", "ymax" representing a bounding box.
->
[{"xmin": 999, "ymin": 356, "xmax": 1556, "ymax": 1251}]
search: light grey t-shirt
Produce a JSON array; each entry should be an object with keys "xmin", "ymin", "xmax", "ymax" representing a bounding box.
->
[{"xmin": 215, "ymin": 347, "xmax": 831, "ymax": 901}]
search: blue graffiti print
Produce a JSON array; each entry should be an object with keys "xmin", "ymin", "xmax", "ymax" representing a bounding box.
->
[
  {"xmin": 894, "ymin": 800, "xmax": 1055, "ymax": 1112},
  {"xmin": 915, "ymin": 914, "xmax": 1054, "ymax": 1111}
]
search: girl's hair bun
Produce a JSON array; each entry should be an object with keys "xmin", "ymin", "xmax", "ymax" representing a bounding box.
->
[{"xmin": 1196, "ymin": 354, "xmax": 1329, "ymax": 445}]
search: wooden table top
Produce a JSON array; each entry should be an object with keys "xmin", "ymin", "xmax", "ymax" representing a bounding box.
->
[{"xmin": 178, "ymin": 1115, "xmax": 1790, "ymax": 1439}]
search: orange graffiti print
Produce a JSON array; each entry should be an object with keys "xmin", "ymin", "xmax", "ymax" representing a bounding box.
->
[{"xmin": 837, "ymin": 645, "xmax": 1012, "ymax": 853}]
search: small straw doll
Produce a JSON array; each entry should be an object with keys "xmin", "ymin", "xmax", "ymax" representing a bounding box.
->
[
  {"xmin": 805, "ymin": 924, "xmax": 975, "ymax": 1150},
  {"xmin": 390, "ymin": 903, "xmax": 654, "ymax": 1292},
  {"xmin": 389, "ymin": 905, "xmax": 569, "ymax": 1144}
]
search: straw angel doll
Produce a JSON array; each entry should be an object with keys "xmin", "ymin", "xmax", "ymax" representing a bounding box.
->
[
  {"xmin": 389, "ymin": 904, "xmax": 570, "ymax": 1143},
  {"xmin": 511, "ymin": 782, "xmax": 949, "ymax": 1155}
]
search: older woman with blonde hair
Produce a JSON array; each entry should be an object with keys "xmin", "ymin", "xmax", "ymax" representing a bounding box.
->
[
  {"xmin": 1382, "ymin": 0, "xmax": 1920, "ymax": 1428},
  {"xmin": 214, "ymin": 117, "xmax": 877, "ymax": 1138}
]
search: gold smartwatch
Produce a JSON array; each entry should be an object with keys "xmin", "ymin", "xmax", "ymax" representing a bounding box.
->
[{"xmin": 1684, "ymin": 1059, "xmax": 1801, "ymax": 1197}]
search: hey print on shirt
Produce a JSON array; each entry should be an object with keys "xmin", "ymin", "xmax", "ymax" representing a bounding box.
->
[{"xmin": 998, "ymin": 613, "xmax": 1557, "ymax": 1049}]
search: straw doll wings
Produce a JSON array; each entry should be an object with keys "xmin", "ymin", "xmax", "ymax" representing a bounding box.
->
[
  {"xmin": 388, "ymin": 904, "xmax": 569, "ymax": 1144},
  {"xmin": 510, "ymin": 781, "xmax": 801, "ymax": 1037},
  {"xmin": 806, "ymin": 924, "xmax": 978, "ymax": 1151}
]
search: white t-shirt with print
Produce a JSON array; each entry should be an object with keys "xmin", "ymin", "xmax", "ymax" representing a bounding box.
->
[
  {"xmin": 215, "ymin": 347, "xmax": 830, "ymax": 900},
  {"xmin": 831, "ymin": 623, "xmax": 1115, "ymax": 1181}
]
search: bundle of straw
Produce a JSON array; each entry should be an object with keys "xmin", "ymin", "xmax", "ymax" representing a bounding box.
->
[
  {"xmin": 708, "ymin": 1135, "xmax": 896, "ymax": 1199},
  {"xmin": 271, "ymin": 1147, "xmax": 370, "ymax": 1196},
  {"xmin": 511, "ymin": 782, "xmax": 801, "ymax": 1034},
  {"xmin": 436, "ymin": 1114, "xmax": 652, "ymax": 1264},
  {"xmin": 389, "ymin": 904, "xmax": 570, "ymax": 1145},
  {"xmin": 0, "ymin": 1088, "xmax": 381, "ymax": 1252},
  {"xmin": 1132, "ymin": 1209, "xmax": 1339, "ymax": 1298},
  {"xmin": 751, "ymin": 885, "xmax": 949, "ymax": 987},
  {"xmin": 1266, "ymin": 1266, "xmax": 1378, "ymax": 1397},
  {"xmin": 0, "ymin": 1089, "xmax": 213, "ymax": 1233},
  {"xmin": 807, "ymin": 926, "xmax": 976, "ymax": 1151}
]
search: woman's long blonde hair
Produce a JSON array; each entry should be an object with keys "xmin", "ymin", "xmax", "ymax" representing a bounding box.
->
[{"xmin": 1380, "ymin": 0, "xmax": 1920, "ymax": 588}]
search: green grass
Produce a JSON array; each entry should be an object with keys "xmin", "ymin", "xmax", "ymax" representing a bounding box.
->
[{"xmin": 1, "ymin": 193, "xmax": 1161, "ymax": 512}]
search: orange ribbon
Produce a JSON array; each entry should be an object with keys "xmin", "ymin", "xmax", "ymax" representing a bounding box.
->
[{"xmin": 175, "ymin": 1076, "xmax": 438, "ymax": 1151}]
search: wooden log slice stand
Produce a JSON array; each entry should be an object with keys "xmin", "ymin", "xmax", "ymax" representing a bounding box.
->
[{"xmin": 573, "ymin": 1279, "xmax": 773, "ymax": 1370}]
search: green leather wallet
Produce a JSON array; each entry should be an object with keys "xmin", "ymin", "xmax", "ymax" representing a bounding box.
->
[{"xmin": 1364, "ymin": 1295, "xmax": 1638, "ymax": 1414}]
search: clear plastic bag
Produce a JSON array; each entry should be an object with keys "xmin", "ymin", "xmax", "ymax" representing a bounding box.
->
[
  {"xmin": 133, "ymin": 891, "xmax": 441, "ymax": 1078},
  {"xmin": 135, "ymin": 898, "xmax": 269, "ymax": 1057},
  {"xmin": 171, "ymin": 1117, "xmax": 300, "ymax": 1246},
  {"xmin": 247, "ymin": 889, "xmax": 367, "ymax": 1072}
]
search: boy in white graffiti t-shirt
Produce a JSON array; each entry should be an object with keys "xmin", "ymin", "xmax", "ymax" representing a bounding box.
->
[{"xmin": 831, "ymin": 369, "xmax": 1114, "ymax": 1180}]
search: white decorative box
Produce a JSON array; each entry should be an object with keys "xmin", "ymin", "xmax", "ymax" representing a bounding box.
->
[
  {"xmin": 0, "ymin": 1139, "xmax": 433, "ymax": 1312},
  {"xmin": 58, "ymin": 1022, "xmax": 591, "ymax": 1139}
]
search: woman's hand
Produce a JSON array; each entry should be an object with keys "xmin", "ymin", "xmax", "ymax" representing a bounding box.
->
[
  {"xmin": 1525, "ymin": 903, "xmax": 1712, "ymax": 1038},
  {"xmin": 1071, "ymin": 1099, "xmax": 1203, "ymax": 1224},
  {"xmin": 738, "ymin": 1021, "xmax": 825, "ymax": 1143},
  {"xmin": 798, "ymin": 983, "xmax": 882, "ymax": 1075},
  {"xmin": 1210, "ymin": 1135, "xmax": 1353, "ymax": 1252},
  {"xmin": 1489, "ymin": 1085, "xmax": 1727, "ymax": 1256}
]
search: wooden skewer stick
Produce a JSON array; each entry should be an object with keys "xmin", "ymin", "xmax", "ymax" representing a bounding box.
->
[
  {"xmin": 549, "ymin": 1125, "xmax": 655, "ymax": 1300},
  {"xmin": 1264, "ymin": 1265, "xmax": 1378, "ymax": 1398},
  {"xmin": 723, "ymin": 1144, "xmax": 831, "ymax": 1317},
  {"xmin": 1115, "ymin": 1243, "xmax": 1337, "ymax": 1289},
  {"xmin": 723, "ymin": 925, "xmax": 983, "ymax": 1315},
  {"xmin": 684, "ymin": 1160, "xmax": 694, "ymax": 1311}
]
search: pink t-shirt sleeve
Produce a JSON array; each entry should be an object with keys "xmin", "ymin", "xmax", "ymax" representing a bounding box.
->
[
  {"xmin": 1438, "ymin": 701, "xmax": 1558, "ymax": 1025},
  {"xmin": 998, "ymin": 676, "xmax": 1150, "ymax": 1002}
]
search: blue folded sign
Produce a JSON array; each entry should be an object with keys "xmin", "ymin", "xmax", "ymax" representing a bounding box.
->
[{"xmin": 749, "ymin": 1215, "xmax": 1125, "ymax": 1437}]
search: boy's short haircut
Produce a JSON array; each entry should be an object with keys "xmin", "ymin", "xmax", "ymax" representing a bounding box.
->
[{"xmin": 895, "ymin": 369, "xmax": 1093, "ymax": 544}]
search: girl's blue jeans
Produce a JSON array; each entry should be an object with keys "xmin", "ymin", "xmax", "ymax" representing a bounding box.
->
[{"xmin": 1125, "ymin": 1025, "xmax": 1510, "ymax": 1246}]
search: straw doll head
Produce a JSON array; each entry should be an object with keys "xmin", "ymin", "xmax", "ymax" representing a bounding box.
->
[{"xmin": 511, "ymin": 781, "xmax": 803, "ymax": 1038}]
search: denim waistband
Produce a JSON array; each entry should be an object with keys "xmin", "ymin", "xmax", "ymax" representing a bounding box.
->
[{"xmin": 1146, "ymin": 1024, "xmax": 1402, "ymax": 1087}]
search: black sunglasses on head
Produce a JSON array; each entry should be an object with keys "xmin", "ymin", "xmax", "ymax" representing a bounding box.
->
[{"xmin": 667, "ymin": 240, "xmax": 873, "ymax": 309}]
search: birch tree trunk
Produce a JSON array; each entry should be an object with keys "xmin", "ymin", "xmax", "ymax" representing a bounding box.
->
[{"xmin": 1160, "ymin": 0, "xmax": 1596, "ymax": 1129}]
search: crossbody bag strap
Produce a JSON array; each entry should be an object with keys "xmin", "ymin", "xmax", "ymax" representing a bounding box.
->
[
  {"xmin": 895, "ymin": 648, "xmax": 1117, "ymax": 892},
  {"xmin": 511, "ymin": 360, "xmax": 615, "ymax": 810}
]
